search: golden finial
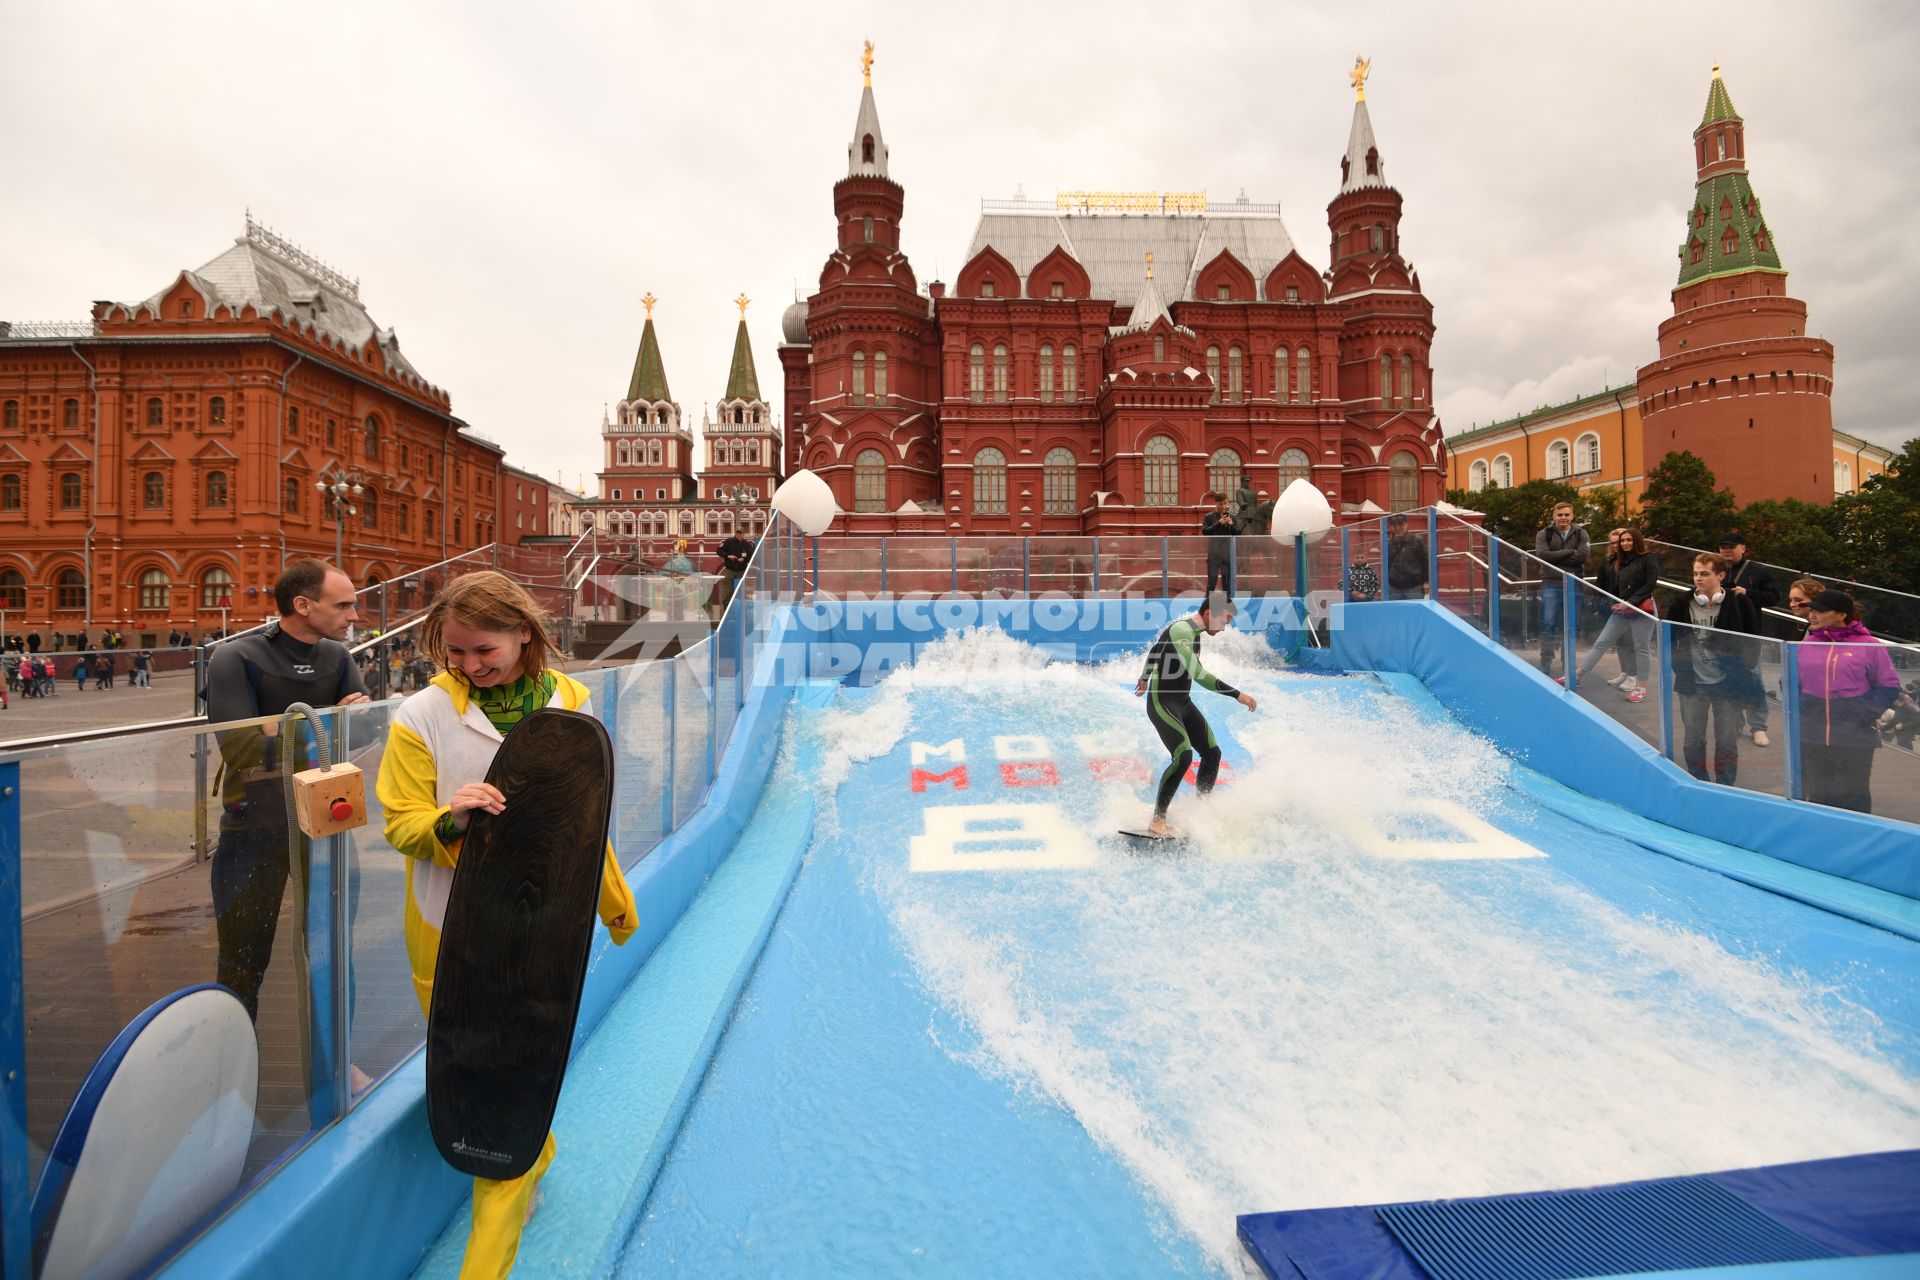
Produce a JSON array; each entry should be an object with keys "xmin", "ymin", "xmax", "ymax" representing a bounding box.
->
[
  {"xmin": 861, "ymin": 40, "xmax": 874, "ymax": 87},
  {"xmin": 735, "ymin": 292, "xmax": 751, "ymax": 320},
  {"xmin": 1712, "ymin": 62, "xmax": 1721, "ymax": 77},
  {"xmin": 1145, "ymin": 251, "xmax": 1154, "ymax": 280},
  {"xmin": 1351, "ymin": 55, "xmax": 1371, "ymax": 101},
  {"xmin": 641, "ymin": 291, "xmax": 657, "ymax": 319}
]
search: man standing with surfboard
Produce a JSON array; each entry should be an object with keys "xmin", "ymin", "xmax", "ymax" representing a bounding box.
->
[
  {"xmin": 376, "ymin": 571, "xmax": 635, "ymax": 1279},
  {"xmin": 1131, "ymin": 593, "xmax": 1258, "ymax": 839}
]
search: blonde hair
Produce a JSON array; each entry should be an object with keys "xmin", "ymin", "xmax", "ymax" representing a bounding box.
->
[
  {"xmin": 419, "ymin": 570, "xmax": 557, "ymax": 682},
  {"xmin": 1788, "ymin": 576, "xmax": 1824, "ymax": 603}
]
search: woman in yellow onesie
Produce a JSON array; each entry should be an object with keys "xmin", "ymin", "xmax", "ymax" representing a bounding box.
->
[{"xmin": 376, "ymin": 570, "xmax": 635, "ymax": 1280}]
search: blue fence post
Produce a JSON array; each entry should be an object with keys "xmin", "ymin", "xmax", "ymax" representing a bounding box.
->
[
  {"xmin": 1781, "ymin": 643, "xmax": 1803, "ymax": 800},
  {"xmin": 1091, "ymin": 537, "xmax": 1101, "ymax": 598},
  {"xmin": 1487, "ymin": 535, "xmax": 1502, "ymax": 640},
  {"xmin": 879, "ymin": 539, "xmax": 888, "ymax": 597},
  {"xmin": 1378, "ymin": 516, "xmax": 1392, "ymax": 601},
  {"xmin": 1562, "ymin": 571, "xmax": 1578, "ymax": 684},
  {"xmin": 1657, "ymin": 618, "xmax": 1676, "ymax": 763},
  {"xmin": 1340, "ymin": 525, "xmax": 1352, "ymax": 603},
  {"xmin": 1426, "ymin": 507, "xmax": 1440, "ymax": 603},
  {"xmin": 734, "ymin": 593, "xmax": 747, "ymax": 714},
  {"xmin": 0, "ymin": 760, "xmax": 29, "ymax": 1280},
  {"xmin": 1160, "ymin": 538, "xmax": 1169, "ymax": 600},
  {"xmin": 1022, "ymin": 537, "xmax": 1031, "ymax": 595},
  {"xmin": 950, "ymin": 537, "xmax": 958, "ymax": 595},
  {"xmin": 705, "ymin": 634, "xmax": 717, "ymax": 794},
  {"xmin": 662, "ymin": 661, "xmax": 678, "ymax": 832}
]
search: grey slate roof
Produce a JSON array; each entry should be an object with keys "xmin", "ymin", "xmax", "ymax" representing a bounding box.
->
[
  {"xmin": 965, "ymin": 209, "xmax": 1299, "ymax": 306},
  {"xmin": 1118, "ymin": 269, "xmax": 1174, "ymax": 333},
  {"xmin": 1341, "ymin": 98, "xmax": 1388, "ymax": 193},
  {"xmin": 847, "ymin": 84, "xmax": 888, "ymax": 178}
]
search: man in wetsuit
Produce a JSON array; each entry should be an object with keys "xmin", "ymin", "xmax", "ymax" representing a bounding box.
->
[{"xmin": 1134, "ymin": 593, "xmax": 1258, "ymax": 837}]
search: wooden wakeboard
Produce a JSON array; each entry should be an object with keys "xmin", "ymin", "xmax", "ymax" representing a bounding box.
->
[{"xmin": 426, "ymin": 707, "xmax": 613, "ymax": 1179}]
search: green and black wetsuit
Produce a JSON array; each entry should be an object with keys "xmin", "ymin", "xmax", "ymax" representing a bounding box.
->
[{"xmin": 1139, "ymin": 617, "xmax": 1241, "ymax": 819}]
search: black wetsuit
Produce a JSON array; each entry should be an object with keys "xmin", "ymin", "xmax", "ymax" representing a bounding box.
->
[{"xmin": 1139, "ymin": 617, "xmax": 1241, "ymax": 819}]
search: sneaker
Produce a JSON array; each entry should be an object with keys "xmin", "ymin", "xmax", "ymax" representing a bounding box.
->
[
  {"xmin": 1619, "ymin": 677, "xmax": 1638, "ymax": 693},
  {"xmin": 1553, "ymin": 676, "xmax": 1566, "ymax": 687},
  {"xmin": 1606, "ymin": 673, "xmax": 1628, "ymax": 688},
  {"xmin": 1625, "ymin": 687, "xmax": 1647, "ymax": 703},
  {"xmin": 1752, "ymin": 730, "xmax": 1771, "ymax": 747}
]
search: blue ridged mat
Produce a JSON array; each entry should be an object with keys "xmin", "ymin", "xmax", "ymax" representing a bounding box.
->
[{"xmin": 1236, "ymin": 1149, "xmax": 1920, "ymax": 1280}]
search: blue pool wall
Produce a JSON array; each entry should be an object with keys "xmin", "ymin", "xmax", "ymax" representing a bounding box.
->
[{"xmin": 158, "ymin": 594, "xmax": 1916, "ymax": 1279}]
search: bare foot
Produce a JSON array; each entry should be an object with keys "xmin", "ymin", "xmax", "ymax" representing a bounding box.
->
[
  {"xmin": 348, "ymin": 1064, "xmax": 373, "ymax": 1096},
  {"xmin": 1147, "ymin": 817, "xmax": 1176, "ymax": 839}
]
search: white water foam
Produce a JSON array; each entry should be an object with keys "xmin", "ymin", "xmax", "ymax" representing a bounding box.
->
[{"xmin": 806, "ymin": 629, "xmax": 1920, "ymax": 1277}]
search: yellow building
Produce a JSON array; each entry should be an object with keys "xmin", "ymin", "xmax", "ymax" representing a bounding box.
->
[{"xmin": 1445, "ymin": 385, "xmax": 1894, "ymax": 505}]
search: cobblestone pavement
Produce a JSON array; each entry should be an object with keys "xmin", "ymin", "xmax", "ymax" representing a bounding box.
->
[{"xmin": 0, "ymin": 669, "xmax": 198, "ymax": 743}]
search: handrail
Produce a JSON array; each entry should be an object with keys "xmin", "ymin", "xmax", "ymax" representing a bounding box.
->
[{"xmin": 1646, "ymin": 536, "xmax": 1920, "ymax": 605}]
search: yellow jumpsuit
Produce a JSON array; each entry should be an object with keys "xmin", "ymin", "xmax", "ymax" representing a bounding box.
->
[{"xmin": 378, "ymin": 669, "xmax": 637, "ymax": 1279}]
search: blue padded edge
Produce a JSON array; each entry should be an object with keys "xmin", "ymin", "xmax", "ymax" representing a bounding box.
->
[
  {"xmin": 1328, "ymin": 601, "xmax": 1920, "ymax": 901},
  {"xmin": 1369, "ymin": 671, "xmax": 1920, "ymax": 943},
  {"xmin": 1236, "ymin": 1148, "xmax": 1920, "ymax": 1280},
  {"xmin": 158, "ymin": 610, "xmax": 812, "ymax": 1280}
]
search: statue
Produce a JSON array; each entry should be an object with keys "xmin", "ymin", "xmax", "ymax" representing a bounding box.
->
[
  {"xmin": 1350, "ymin": 55, "xmax": 1371, "ymax": 101},
  {"xmin": 641, "ymin": 291, "xmax": 656, "ymax": 318},
  {"xmin": 861, "ymin": 40, "xmax": 874, "ymax": 87},
  {"xmin": 735, "ymin": 292, "xmax": 750, "ymax": 320}
]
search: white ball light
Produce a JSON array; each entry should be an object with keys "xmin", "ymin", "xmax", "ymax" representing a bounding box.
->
[
  {"xmin": 1268, "ymin": 478, "xmax": 1333, "ymax": 541},
  {"xmin": 770, "ymin": 468, "xmax": 838, "ymax": 536}
]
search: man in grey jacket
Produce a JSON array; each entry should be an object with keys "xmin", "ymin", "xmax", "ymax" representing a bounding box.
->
[{"xmin": 1533, "ymin": 502, "xmax": 1590, "ymax": 675}]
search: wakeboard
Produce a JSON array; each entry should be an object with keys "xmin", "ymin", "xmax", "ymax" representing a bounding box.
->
[
  {"xmin": 426, "ymin": 707, "xmax": 613, "ymax": 1180},
  {"xmin": 1117, "ymin": 826, "xmax": 1188, "ymax": 852}
]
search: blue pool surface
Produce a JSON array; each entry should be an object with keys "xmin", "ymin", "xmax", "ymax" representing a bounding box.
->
[{"xmin": 614, "ymin": 632, "xmax": 1920, "ymax": 1277}]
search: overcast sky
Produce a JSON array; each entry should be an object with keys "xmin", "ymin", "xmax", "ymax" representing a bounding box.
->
[{"xmin": 4, "ymin": 1, "xmax": 1914, "ymax": 491}]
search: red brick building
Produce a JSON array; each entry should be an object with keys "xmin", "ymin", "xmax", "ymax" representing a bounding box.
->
[
  {"xmin": 779, "ymin": 61, "xmax": 1447, "ymax": 536},
  {"xmin": 1636, "ymin": 69, "xmax": 1836, "ymax": 504},
  {"xmin": 0, "ymin": 218, "xmax": 550, "ymax": 641}
]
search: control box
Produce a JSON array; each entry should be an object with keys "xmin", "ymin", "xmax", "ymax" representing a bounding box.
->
[{"xmin": 292, "ymin": 762, "xmax": 368, "ymax": 839}]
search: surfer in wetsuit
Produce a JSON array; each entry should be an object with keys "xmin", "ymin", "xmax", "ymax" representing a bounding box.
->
[{"xmin": 1134, "ymin": 593, "xmax": 1258, "ymax": 837}]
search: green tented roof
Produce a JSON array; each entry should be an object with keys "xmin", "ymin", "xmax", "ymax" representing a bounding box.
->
[
  {"xmin": 723, "ymin": 318, "xmax": 760, "ymax": 402},
  {"xmin": 1700, "ymin": 72, "xmax": 1741, "ymax": 127},
  {"xmin": 626, "ymin": 316, "xmax": 670, "ymax": 403},
  {"xmin": 1675, "ymin": 170, "xmax": 1781, "ymax": 287}
]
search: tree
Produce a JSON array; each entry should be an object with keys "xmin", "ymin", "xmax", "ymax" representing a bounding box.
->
[
  {"xmin": 1832, "ymin": 437, "xmax": 1920, "ymax": 636},
  {"xmin": 1732, "ymin": 498, "xmax": 1847, "ymax": 580},
  {"xmin": 1637, "ymin": 451, "xmax": 1739, "ymax": 552},
  {"xmin": 1445, "ymin": 479, "xmax": 1582, "ymax": 546}
]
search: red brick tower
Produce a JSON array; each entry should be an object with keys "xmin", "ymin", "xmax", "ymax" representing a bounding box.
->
[
  {"xmin": 1637, "ymin": 67, "xmax": 1835, "ymax": 503},
  {"xmin": 791, "ymin": 48, "xmax": 942, "ymax": 523},
  {"xmin": 598, "ymin": 294, "xmax": 696, "ymax": 540},
  {"xmin": 697, "ymin": 298, "xmax": 781, "ymax": 511},
  {"xmin": 1324, "ymin": 58, "xmax": 1444, "ymax": 512}
]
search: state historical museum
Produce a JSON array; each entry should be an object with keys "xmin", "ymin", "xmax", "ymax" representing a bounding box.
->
[{"xmin": 777, "ymin": 56, "xmax": 1446, "ymax": 536}]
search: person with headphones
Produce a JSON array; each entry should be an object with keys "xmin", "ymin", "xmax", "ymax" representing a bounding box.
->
[{"xmin": 1662, "ymin": 553, "xmax": 1761, "ymax": 786}]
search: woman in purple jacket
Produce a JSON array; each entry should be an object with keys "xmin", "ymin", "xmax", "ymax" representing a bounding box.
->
[{"xmin": 1796, "ymin": 589, "xmax": 1902, "ymax": 813}]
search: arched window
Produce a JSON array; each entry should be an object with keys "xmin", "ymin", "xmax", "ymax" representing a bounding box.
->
[
  {"xmin": 1379, "ymin": 354, "xmax": 1393, "ymax": 404},
  {"xmin": 55, "ymin": 569, "xmax": 87, "ymax": 612},
  {"xmin": 143, "ymin": 471, "xmax": 166, "ymax": 509},
  {"xmin": 862, "ymin": 134, "xmax": 875, "ymax": 164},
  {"xmin": 60, "ymin": 472, "xmax": 83, "ymax": 510},
  {"xmin": 705, "ymin": 511, "xmax": 720, "ymax": 534},
  {"xmin": 364, "ymin": 415, "xmax": 380, "ymax": 460},
  {"xmin": 1039, "ymin": 345, "xmax": 1055, "ymax": 401},
  {"xmin": 992, "ymin": 344, "xmax": 1009, "ymax": 402},
  {"xmin": 1398, "ymin": 355, "xmax": 1413, "ymax": 408},
  {"xmin": 1227, "ymin": 346, "xmax": 1244, "ymax": 403},
  {"xmin": 200, "ymin": 566, "xmax": 233, "ymax": 609},
  {"xmin": 1469, "ymin": 459, "xmax": 1489, "ymax": 491},
  {"xmin": 205, "ymin": 470, "xmax": 228, "ymax": 508},
  {"xmin": 1043, "ymin": 447, "xmax": 1076, "ymax": 515},
  {"xmin": 1295, "ymin": 347, "xmax": 1312, "ymax": 403},
  {"xmin": 874, "ymin": 350, "xmax": 888, "ymax": 402},
  {"xmin": 617, "ymin": 440, "xmax": 630, "ymax": 466},
  {"xmin": 1143, "ymin": 435, "xmax": 1179, "ymax": 506},
  {"xmin": 973, "ymin": 447, "xmax": 1008, "ymax": 514},
  {"xmin": 1277, "ymin": 447, "xmax": 1311, "ymax": 489},
  {"xmin": 969, "ymin": 344, "xmax": 985, "ymax": 402},
  {"xmin": 1062, "ymin": 345, "xmax": 1077, "ymax": 399},
  {"xmin": 1836, "ymin": 460, "xmax": 1853, "ymax": 494},
  {"xmin": 0, "ymin": 474, "xmax": 19, "ymax": 510},
  {"xmin": 1388, "ymin": 450, "xmax": 1420, "ymax": 512},
  {"xmin": 0, "ymin": 570, "xmax": 23, "ymax": 610},
  {"xmin": 648, "ymin": 441, "xmax": 663, "ymax": 466},
  {"xmin": 363, "ymin": 489, "xmax": 379, "ymax": 528},
  {"xmin": 139, "ymin": 568, "xmax": 169, "ymax": 611},
  {"xmin": 63, "ymin": 398, "xmax": 78, "ymax": 429},
  {"xmin": 1, "ymin": 400, "xmax": 16, "ymax": 430},
  {"xmin": 288, "ymin": 406, "xmax": 300, "ymax": 438},
  {"xmin": 854, "ymin": 448, "xmax": 887, "ymax": 513},
  {"xmin": 1273, "ymin": 348, "xmax": 1287, "ymax": 398},
  {"xmin": 1206, "ymin": 346, "xmax": 1221, "ymax": 402},
  {"xmin": 208, "ymin": 396, "xmax": 226, "ymax": 426},
  {"xmin": 1493, "ymin": 454, "xmax": 1513, "ymax": 488},
  {"xmin": 147, "ymin": 397, "xmax": 163, "ymax": 427},
  {"xmin": 852, "ymin": 350, "xmax": 866, "ymax": 403},
  {"xmin": 1154, "ymin": 335, "xmax": 1166, "ymax": 363},
  {"xmin": 1546, "ymin": 440, "xmax": 1571, "ymax": 479},
  {"xmin": 1208, "ymin": 448, "xmax": 1242, "ymax": 500},
  {"xmin": 1576, "ymin": 432, "xmax": 1601, "ymax": 474}
]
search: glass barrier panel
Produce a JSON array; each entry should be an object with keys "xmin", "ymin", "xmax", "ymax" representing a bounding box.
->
[
  {"xmin": 1160, "ymin": 535, "xmax": 1209, "ymax": 599},
  {"xmin": 1660, "ymin": 622, "xmax": 1787, "ymax": 800},
  {"xmin": 1435, "ymin": 521, "xmax": 1489, "ymax": 633},
  {"xmin": 954, "ymin": 540, "xmax": 1025, "ymax": 597},
  {"xmin": 1026, "ymin": 538, "xmax": 1094, "ymax": 598},
  {"xmin": 1567, "ymin": 583, "xmax": 1661, "ymax": 752},
  {"xmin": 1496, "ymin": 545, "xmax": 1562, "ymax": 675},
  {"xmin": 671, "ymin": 645, "xmax": 712, "ymax": 827},
  {"xmin": 814, "ymin": 538, "xmax": 884, "ymax": 599},
  {"xmin": 881, "ymin": 539, "xmax": 958, "ymax": 598},
  {"xmin": 607, "ymin": 662, "xmax": 672, "ymax": 860},
  {"xmin": 1788, "ymin": 636, "xmax": 1920, "ymax": 826},
  {"xmin": 1095, "ymin": 536, "xmax": 1166, "ymax": 599}
]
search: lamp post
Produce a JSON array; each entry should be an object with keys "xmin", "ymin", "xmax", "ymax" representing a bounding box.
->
[{"xmin": 315, "ymin": 466, "xmax": 367, "ymax": 572}]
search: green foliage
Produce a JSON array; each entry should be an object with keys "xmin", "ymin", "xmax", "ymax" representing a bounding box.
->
[
  {"xmin": 1833, "ymin": 438, "xmax": 1920, "ymax": 596},
  {"xmin": 1636, "ymin": 451, "xmax": 1740, "ymax": 551},
  {"xmin": 1732, "ymin": 499, "xmax": 1847, "ymax": 580},
  {"xmin": 1445, "ymin": 479, "xmax": 1581, "ymax": 545}
]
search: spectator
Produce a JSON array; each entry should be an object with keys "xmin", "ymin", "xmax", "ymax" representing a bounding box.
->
[
  {"xmin": 1346, "ymin": 559, "xmax": 1381, "ymax": 602},
  {"xmin": 203, "ymin": 558, "xmax": 368, "ymax": 1027},
  {"xmin": 1882, "ymin": 680, "xmax": 1920, "ymax": 752},
  {"xmin": 707, "ymin": 529, "xmax": 755, "ymax": 624},
  {"xmin": 168, "ymin": 629, "xmax": 182, "ymax": 648},
  {"xmin": 1663, "ymin": 553, "xmax": 1761, "ymax": 786},
  {"xmin": 1719, "ymin": 532, "xmax": 1780, "ymax": 744},
  {"xmin": 95, "ymin": 650, "xmax": 115, "ymax": 690},
  {"xmin": 1386, "ymin": 513, "xmax": 1428, "ymax": 597},
  {"xmin": 1795, "ymin": 589, "xmax": 1902, "ymax": 814},
  {"xmin": 1203, "ymin": 492, "xmax": 1237, "ymax": 600},
  {"xmin": 26, "ymin": 631, "xmax": 40, "ymax": 653},
  {"xmin": 1533, "ymin": 502, "xmax": 1589, "ymax": 676},
  {"xmin": 132, "ymin": 649, "xmax": 152, "ymax": 688},
  {"xmin": 1786, "ymin": 577, "xmax": 1825, "ymax": 634},
  {"xmin": 73, "ymin": 657, "xmax": 88, "ymax": 692},
  {"xmin": 1572, "ymin": 527, "xmax": 1659, "ymax": 700}
]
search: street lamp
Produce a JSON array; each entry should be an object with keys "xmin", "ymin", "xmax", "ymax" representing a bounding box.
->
[{"xmin": 315, "ymin": 466, "xmax": 367, "ymax": 570}]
